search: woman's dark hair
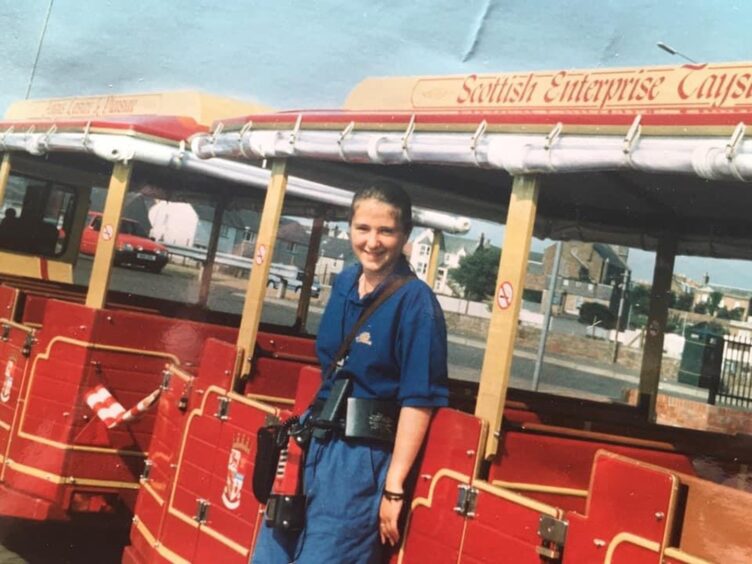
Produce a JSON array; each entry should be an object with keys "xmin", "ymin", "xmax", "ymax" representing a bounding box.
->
[{"xmin": 349, "ymin": 183, "xmax": 413, "ymax": 235}]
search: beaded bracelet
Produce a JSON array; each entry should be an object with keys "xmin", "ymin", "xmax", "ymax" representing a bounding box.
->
[{"xmin": 382, "ymin": 489, "xmax": 405, "ymax": 502}]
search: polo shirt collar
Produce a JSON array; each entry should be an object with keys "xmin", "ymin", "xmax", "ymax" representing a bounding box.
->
[{"xmin": 347, "ymin": 256, "xmax": 413, "ymax": 305}]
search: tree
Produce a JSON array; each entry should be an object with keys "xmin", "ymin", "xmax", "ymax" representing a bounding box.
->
[
  {"xmin": 578, "ymin": 302, "xmax": 617, "ymax": 329},
  {"xmin": 707, "ymin": 291, "xmax": 724, "ymax": 316},
  {"xmin": 629, "ymin": 313, "xmax": 648, "ymax": 330},
  {"xmin": 666, "ymin": 312, "xmax": 684, "ymax": 334},
  {"xmin": 671, "ymin": 290, "xmax": 694, "ymax": 312},
  {"xmin": 448, "ymin": 245, "xmax": 500, "ymax": 301},
  {"xmin": 628, "ymin": 284, "xmax": 651, "ymax": 317},
  {"xmin": 693, "ymin": 301, "xmax": 708, "ymax": 314},
  {"xmin": 730, "ymin": 307, "xmax": 746, "ymax": 321},
  {"xmin": 716, "ymin": 307, "xmax": 732, "ymax": 320}
]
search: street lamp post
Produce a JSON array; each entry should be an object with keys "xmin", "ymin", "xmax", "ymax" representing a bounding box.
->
[
  {"xmin": 26, "ymin": 0, "xmax": 56, "ymax": 99},
  {"xmin": 612, "ymin": 269, "xmax": 631, "ymax": 363},
  {"xmin": 656, "ymin": 42, "xmax": 698, "ymax": 64},
  {"xmin": 532, "ymin": 241, "xmax": 563, "ymax": 391}
]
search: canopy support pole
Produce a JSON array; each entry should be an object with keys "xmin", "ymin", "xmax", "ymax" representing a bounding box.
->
[
  {"xmin": 475, "ymin": 174, "xmax": 540, "ymax": 461},
  {"xmin": 533, "ymin": 240, "xmax": 563, "ymax": 391},
  {"xmin": 426, "ymin": 229, "xmax": 443, "ymax": 290},
  {"xmin": 236, "ymin": 159, "xmax": 288, "ymax": 383},
  {"xmin": 294, "ymin": 214, "xmax": 325, "ymax": 332},
  {"xmin": 0, "ymin": 154, "xmax": 12, "ymax": 207},
  {"xmin": 637, "ymin": 236, "xmax": 677, "ymax": 420},
  {"xmin": 197, "ymin": 194, "xmax": 227, "ymax": 307},
  {"xmin": 85, "ymin": 162, "xmax": 132, "ymax": 309}
]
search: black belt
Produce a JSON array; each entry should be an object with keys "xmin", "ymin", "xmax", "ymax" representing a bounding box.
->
[{"xmin": 309, "ymin": 396, "xmax": 399, "ymax": 443}]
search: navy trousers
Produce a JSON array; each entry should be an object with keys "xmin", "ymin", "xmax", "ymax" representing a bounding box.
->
[{"xmin": 252, "ymin": 435, "xmax": 392, "ymax": 564}]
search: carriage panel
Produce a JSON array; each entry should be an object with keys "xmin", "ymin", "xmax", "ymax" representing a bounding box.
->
[{"xmin": 399, "ymin": 408, "xmax": 485, "ymax": 563}]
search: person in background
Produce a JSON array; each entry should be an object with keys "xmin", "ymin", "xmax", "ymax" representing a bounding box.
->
[
  {"xmin": 0, "ymin": 208, "xmax": 20, "ymax": 248},
  {"xmin": 253, "ymin": 183, "xmax": 449, "ymax": 563}
]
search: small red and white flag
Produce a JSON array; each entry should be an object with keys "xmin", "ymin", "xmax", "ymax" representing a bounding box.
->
[{"xmin": 84, "ymin": 384, "xmax": 161, "ymax": 429}]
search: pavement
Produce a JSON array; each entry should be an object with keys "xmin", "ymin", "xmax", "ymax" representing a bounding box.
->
[{"xmin": 446, "ymin": 333, "xmax": 709, "ymax": 401}]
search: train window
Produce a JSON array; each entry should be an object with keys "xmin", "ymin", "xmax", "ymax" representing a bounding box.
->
[
  {"xmin": 511, "ymin": 238, "xmax": 644, "ymax": 405},
  {"xmin": 92, "ymin": 184, "xmax": 209, "ymax": 306},
  {"xmin": 81, "ymin": 180, "xmax": 325, "ymax": 330},
  {"xmin": 0, "ymin": 173, "xmax": 76, "ymax": 257},
  {"xmin": 194, "ymin": 201, "xmax": 328, "ymax": 330}
]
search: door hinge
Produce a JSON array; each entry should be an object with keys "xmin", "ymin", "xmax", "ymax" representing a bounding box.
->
[
  {"xmin": 537, "ymin": 514, "xmax": 568, "ymax": 560},
  {"xmin": 160, "ymin": 369, "xmax": 172, "ymax": 390},
  {"xmin": 216, "ymin": 396, "xmax": 230, "ymax": 420},
  {"xmin": 453, "ymin": 484, "xmax": 478, "ymax": 518},
  {"xmin": 1, "ymin": 324, "xmax": 9, "ymax": 342},
  {"xmin": 140, "ymin": 459, "xmax": 153, "ymax": 481},
  {"xmin": 194, "ymin": 498, "xmax": 210, "ymax": 524},
  {"xmin": 22, "ymin": 333, "xmax": 35, "ymax": 357}
]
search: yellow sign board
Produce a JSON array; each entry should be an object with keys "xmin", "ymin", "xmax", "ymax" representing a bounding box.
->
[
  {"xmin": 345, "ymin": 62, "xmax": 752, "ymax": 114},
  {"xmin": 5, "ymin": 91, "xmax": 270, "ymax": 126}
]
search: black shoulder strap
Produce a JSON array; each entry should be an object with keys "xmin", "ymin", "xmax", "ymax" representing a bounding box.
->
[{"xmin": 322, "ymin": 274, "xmax": 413, "ymax": 381}]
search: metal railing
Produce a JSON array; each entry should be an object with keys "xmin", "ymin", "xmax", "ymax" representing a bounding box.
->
[
  {"xmin": 711, "ymin": 335, "xmax": 752, "ymax": 409},
  {"xmin": 164, "ymin": 243, "xmax": 253, "ymax": 270}
]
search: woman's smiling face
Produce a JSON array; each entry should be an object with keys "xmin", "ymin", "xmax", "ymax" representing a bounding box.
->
[{"xmin": 350, "ymin": 198, "xmax": 408, "ymax": 279}]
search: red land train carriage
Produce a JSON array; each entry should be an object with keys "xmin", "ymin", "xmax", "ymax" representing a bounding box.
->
[
  {"xmin": 0, "ymin": 90, "xmax": 465, "ymax": 549},
  {"xmin": 136, "ymin": 60, "xmax": 750, "ymax": 563}
]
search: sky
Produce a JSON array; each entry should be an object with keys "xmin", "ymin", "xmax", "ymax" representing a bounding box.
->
[{"xmin": 3, "ymin": 0, "xmax": 752, "ymax": 288}]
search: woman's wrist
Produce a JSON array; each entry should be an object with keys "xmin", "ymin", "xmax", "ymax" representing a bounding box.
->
[{"xmin": 385, "ymin": 466, "xmax": 407, "ymax": 490}]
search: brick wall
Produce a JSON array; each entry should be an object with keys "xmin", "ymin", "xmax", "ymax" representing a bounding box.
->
[{"xmin": 625, "ymin": 389, "xmax": 752, "ymax": 434}]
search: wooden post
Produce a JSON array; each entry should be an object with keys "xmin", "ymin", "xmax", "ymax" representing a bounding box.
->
[
  {"xmin": 85, "ymin": 162, "xmax": 132, "ymax": 309},
  {"xmin": 197, "ymin": 195, "xmax": 227, "ymax": 307},
  {"xmin": 236, "ymin": 160, "xmax": 288, "ymax": 380},
  {"xmin": 426, "ymin": 229, "xmax": 443, "ymax": 290},
  {"xmin": 475, "ymin": 175, "xmax": 540, "ymax": 460},
  {"xmin": 0, "ymin": 154, "xmax": 11, "ymax": 207},
  {"xmin": 637, "ymin": 236, "xmax": 676, "ymax": 420},
  {"xmin": 294, "ymin": 214, "xmax": 325, "ymax": 331}
]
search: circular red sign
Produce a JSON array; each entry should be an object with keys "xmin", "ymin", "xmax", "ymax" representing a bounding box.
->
[
  {"xmin": 255, "ymin": 244, "xmax": 267, "ymax": 265},
  {"xmin": 497, "ymin": 281, "xmax": 514, "ymax": 310}
]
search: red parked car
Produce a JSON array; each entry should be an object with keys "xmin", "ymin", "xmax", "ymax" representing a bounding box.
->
[{"xmin": 79, "ymin": 212, "xmax": 168, "ymax": 273}]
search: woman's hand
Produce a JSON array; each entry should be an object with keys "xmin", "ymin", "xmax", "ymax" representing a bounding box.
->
[
  {"xmin": 379, "ymin": 494, "xmax": 403, "ymax": 546},
  {"xmin": 380, "ymin": 407, "xmax": 432, "ymax": 546}
]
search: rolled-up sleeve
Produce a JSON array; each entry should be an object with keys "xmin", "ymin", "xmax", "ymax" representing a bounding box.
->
[{"xmin": 396, "ymin": 288, "xmax": 449, "ymax": 408}]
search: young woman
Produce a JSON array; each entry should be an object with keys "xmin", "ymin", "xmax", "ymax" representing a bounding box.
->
[{"xmin": 253, "ymin": 183, "xmax": 449, "ymax": 563}]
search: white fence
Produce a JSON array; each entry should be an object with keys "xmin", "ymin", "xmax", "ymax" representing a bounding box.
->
[{"xmin": 436, "ymin": 296, "xmax": 492, "ymax": 318}]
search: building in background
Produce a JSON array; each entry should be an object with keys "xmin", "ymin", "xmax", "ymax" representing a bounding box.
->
[
  {"xmin": 317, "ymin": 236, "xmax": 354, "ymax": 285},
  {"xmin": 694, "ymin": 281, "xmax": 752, "ymax": 320},
  {"xmin": 541, "ymin": 242, "xmax": 629, "ymax": 316},
  {"xmin": 408, "ymin": 228, "xmax": 478, "ymax": 296}
]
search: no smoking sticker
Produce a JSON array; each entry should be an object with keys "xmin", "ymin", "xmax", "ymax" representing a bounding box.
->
[
  {"xmin": 255, "ymin": 244, "xmax": 267, "ymax": 265},
  {"xmin": 102, "ymin": 224, "xmax": 114, "ymax": 241},
  {"xmin": 496, "ymin": 281, "xmax": 514, "ymax": 310}
]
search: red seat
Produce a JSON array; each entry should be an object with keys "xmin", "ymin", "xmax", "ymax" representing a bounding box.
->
[{"xmin": 562, "ymin": 451, "xmax": 677, "ymax": 563}]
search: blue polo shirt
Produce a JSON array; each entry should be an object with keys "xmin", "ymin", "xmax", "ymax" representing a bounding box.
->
[{"xmin": 315, "ymin": 257, "xmax": 449, "ymax": 408}]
